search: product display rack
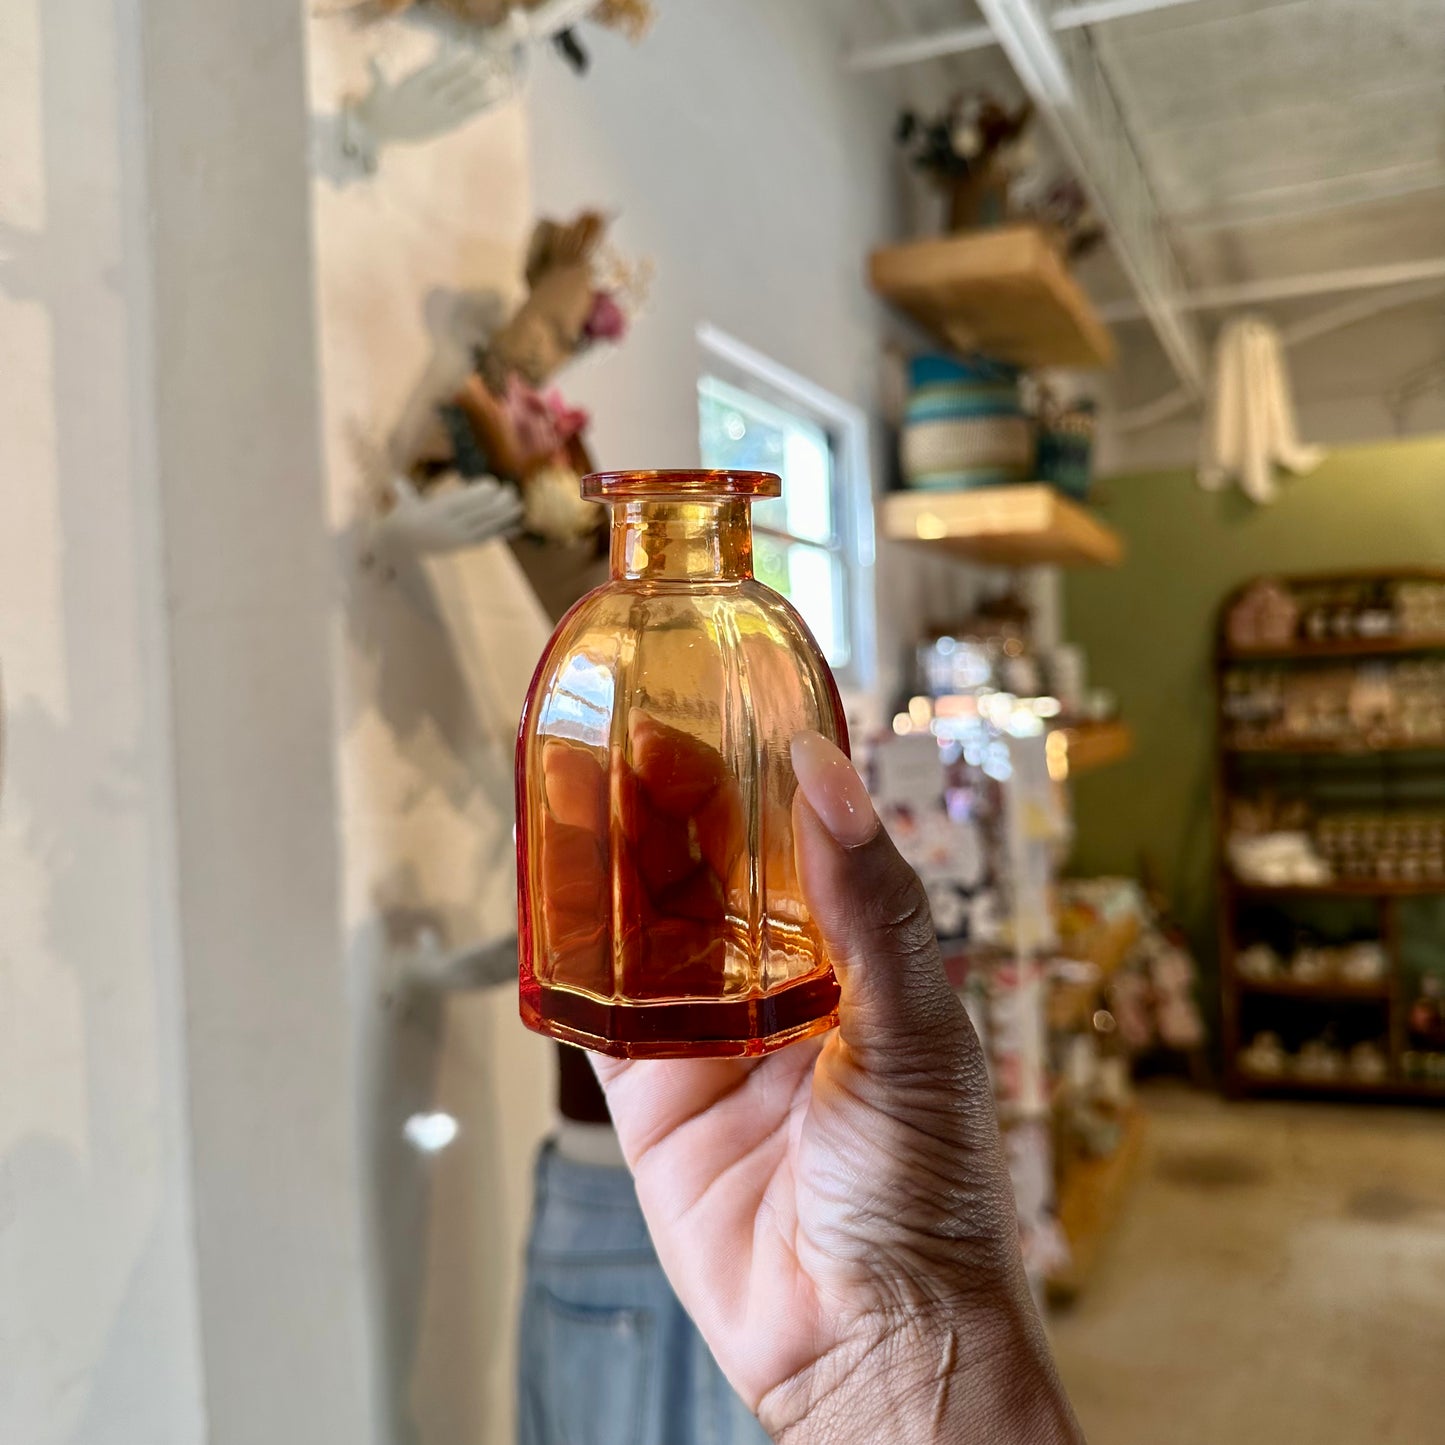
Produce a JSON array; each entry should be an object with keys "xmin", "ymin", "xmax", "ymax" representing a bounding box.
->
[{"xmin": 1216, "ymin": 570, "xmax": 1445, "ymax": 1102}]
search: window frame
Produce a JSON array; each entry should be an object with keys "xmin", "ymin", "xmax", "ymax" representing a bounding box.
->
[{"xmin": 696, "ymin": 323, "xmax": 878, "ymax": 698}]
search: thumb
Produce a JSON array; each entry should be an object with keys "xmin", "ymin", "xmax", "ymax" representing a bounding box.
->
[{"xmin": 790, "ymin": 731, "xmax": 979, "ymax": 1076}]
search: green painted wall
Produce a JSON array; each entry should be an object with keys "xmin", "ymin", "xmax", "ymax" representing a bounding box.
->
[{"xmin": 1064, "ymin": 435, "xmax": 1445, "ymax": 1004}]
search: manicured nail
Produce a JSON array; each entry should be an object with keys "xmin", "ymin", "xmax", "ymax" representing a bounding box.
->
[{"xmin": 791, "ymin": 730, "xmax": 879, "ymax": 848}]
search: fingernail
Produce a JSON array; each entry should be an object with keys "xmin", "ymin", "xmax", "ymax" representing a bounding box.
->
[{"xmin": 791, "ymin": 730, "xmax": 879, "ymax": 848}]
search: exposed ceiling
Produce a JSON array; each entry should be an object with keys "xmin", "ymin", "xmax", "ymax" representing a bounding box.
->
[{"xmin": 849, "ymin": 0, "xmax": 1445, "ymax": 419}]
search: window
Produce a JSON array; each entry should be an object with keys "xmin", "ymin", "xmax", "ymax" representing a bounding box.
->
[{"xmin": 696, "ymin": 327, "xmax": 875, "ymax": 693}]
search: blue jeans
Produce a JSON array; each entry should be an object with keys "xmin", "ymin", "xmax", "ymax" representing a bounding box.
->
[{"xmin": 517, "ymin": 1142, "xmax": 771, "ymax": 1445}]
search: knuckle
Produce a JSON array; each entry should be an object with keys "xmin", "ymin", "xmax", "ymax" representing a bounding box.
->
[{"xmin": 866, "ymin": 864, "xmax": 936, "ymax": 955}]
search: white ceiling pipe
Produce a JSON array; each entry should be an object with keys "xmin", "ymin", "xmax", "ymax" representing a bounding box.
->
[
  {"xmin": 848, "ymin": 0, "xmax": 1211, "ymax": 72},
  {"xmin": 847, "ymin": 22, "xmax": 996, "ymax": 71},
  {"xmin": 973, "ymin": 0, "xmax": 1208, "ymax": 394},
  {"xmin": 1172, "ymin": 164, "xmax": 1445, "ymax": 233},
  {"xmin": 1099, "ymin": 256, "xmax": 1445, "ymax": 322},
  {"xmin": 1113, "ymin": 279, "xmax": 1445, "ymax": 434}
]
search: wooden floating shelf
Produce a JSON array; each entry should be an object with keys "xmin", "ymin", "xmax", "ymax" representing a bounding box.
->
[
  {"xmin": 880, "ymin": 484, "xmax": 1123, "ymax": 568},
  {"xmin": 1230, "ymin": 878, "xmax": 1445, "ymax": 899},
  {"xmin": 1059, "ymin": 720, "xmax": 1134, "ymax": 775},
  {"xmin": 1223, "ymin": 633, "xmax": 1445, "ymax": 662},
  {"xmin": 870, "ymin": 225, "xmax": 1115, "ymax": 370},
  {"xmin": 1237, "ymin": 977, "xmax": 1391, "ymax": 1002},
  {"xmin": 1047, "ymin": 1107, "xmax": 1146, "ymax": 1302}
]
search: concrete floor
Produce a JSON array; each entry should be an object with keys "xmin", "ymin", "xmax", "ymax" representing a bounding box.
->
[{"xmin": 1049, "ymin": 1085, "xmax": 1445, "ymax": 1445}]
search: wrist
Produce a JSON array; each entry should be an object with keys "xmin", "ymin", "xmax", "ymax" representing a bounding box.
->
[{"xmin": 761, "ymin": 1303, "xmax": 1083, "ymax": 1445}]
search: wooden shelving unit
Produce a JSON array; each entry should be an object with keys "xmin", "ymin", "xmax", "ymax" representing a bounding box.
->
[
  {"xmin": 864, "ymin": 226, "xmax": 1126, "ymax": 1294},
  {"xmin": 881, "ymin": 484, "xmax": 1124, "ymax": 568},
  {"xmin": 1236, "ymin": 1073, "xmax": 1445, "ymax": 1102},
  {"xmin": 1047, "ymin": 1107, "xmax": 1146, "ymax": 1302},
  {"xmin": 1050, "ymin": 910, "xmax": 1140, "ymax": 1032},
  {"xmin": 1237, "ymin": 977, "xmax": 1393, "ymax": 1002},
  {"xmin": 1233, "ymin": 879, "xmax": 1445, "ymax": 900},
  {"xmin": 1224, "ymin": 633, "xmax": 1445, "ymax": 662},
  {"xmin": 869, "ymin": 225, "xmax": 1115, "ymax": 370},
  {"xmin": 1226, "ymin": 735, "xmax": 1445, "ymax": 755},
  {"xmin": 1217, "ymin": 570, "xmax": 1445, "ymax": 1101}
]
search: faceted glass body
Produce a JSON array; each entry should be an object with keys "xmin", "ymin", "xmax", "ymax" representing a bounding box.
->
[{"xmin": 516, "ymin": 470, "xmax": 848, "ymax": 1058}]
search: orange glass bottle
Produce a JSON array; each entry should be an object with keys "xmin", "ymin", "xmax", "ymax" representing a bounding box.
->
[{"xmin": 516, "ymin": 470, "xmax": 848, "ymax": 1058}]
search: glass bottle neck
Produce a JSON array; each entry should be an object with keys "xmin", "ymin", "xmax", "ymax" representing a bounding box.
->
[{"xmin": 609, "ymin": 500, "xmax": 754, "ymax": 583}]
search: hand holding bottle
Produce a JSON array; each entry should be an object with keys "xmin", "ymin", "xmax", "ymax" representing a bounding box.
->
[{"xmin": 591, "ymin": 730, "xmax": 1084, "ymax": 1444}]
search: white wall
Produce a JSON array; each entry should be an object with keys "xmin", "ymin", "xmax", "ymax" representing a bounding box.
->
[
  {"xmin": 306, "ymin": 18, "xmax": 557, "ymax": 1445},
  {"xmin": 3, "ymin": 0, "xmax": 385, "ymax": 1439},
  {"xmin": 526, "ymin": 0, "xmax": 981, "ymax": 711},
  {"xmin": 0, "ymin": 1, "xmax": 206, "ymax": 1440},
  {"xmin": 141, "ymin": 0, "xmax": 380, "ymax": 1436}
]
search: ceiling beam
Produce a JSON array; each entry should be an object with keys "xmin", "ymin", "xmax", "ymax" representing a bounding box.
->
[
  {"xmin": 1113, "ymin": 279, "xmax": 1445, "ymax": 434},
  {"xmin": 847, "ymin": 22, "xmax": 995, "ymax": 72},
  {"xmin": 972, "ymin": 0, "xmax": 1208, "ymax": 395},
  {"xmin": 861, "ymin": 0, "xmax": 968, "ymax": 85},
  {"xmin": 848, "ymin": 0, "xmax": 1211, "ymax": 73},
  {"xmin": 1098, "ymin": 256, "xmax": 1445, "ymax": 321},
  {"xmin": 1172, "ymin": 164, "xmax": 1445, "ymax": 233}
]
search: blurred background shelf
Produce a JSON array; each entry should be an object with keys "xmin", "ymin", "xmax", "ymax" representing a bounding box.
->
[
  {"xmin": 1236, "ymin": 977, "xmax": 1392, "ymax": 1002},
  {"xmin": 881, "ymin": 484, "xmax": 1123, "ymax": 568},
  {"xmin": 1224, "ymin": 634, "xmax": 1445, "ymax": 662},
  {"xmin": 1228, "ymin": 878, "xmax": 1445, "ymax": 899},
  {"xmin": 1225, "ymin": 735, "xmax": 1445, "ymax": 754},
  {"xmin": 1235, "ymin": 1074, "xmax": 1445, "ymax": 1101},
  {"xmin": 1059, "ymin": 720, "xmax": 1134, "ymax": 776},
  {"xmin": 869, "ymin": 225, "xmax": 1115, "ymax": 370},
  {"xmin": 1049, "ymin": 908, "xmax": 1140, "ymax": 1033},
  {"xmin": 1048, "ymin": 1108, "xmax": 1147, "ymax": 1303}
]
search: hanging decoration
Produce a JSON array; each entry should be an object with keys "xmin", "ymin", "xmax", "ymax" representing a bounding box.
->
[
  {"xmin": 1197, "ymin": 316, "xmax": 1325, "ymax": 506},
  {"xmin": 446, "ymin": 209, "xmax": 647, "ymax": 546},
  {"xmin": 386, "ymin": 209, "xmax": 649, "ymax": 582},
  {"xmin": 329, "ymin": 0, "xmax": 656, "ymax": 177},
  {"xmin": 362, "ymin": 0, "xmax": 654, "ymax": 73}
]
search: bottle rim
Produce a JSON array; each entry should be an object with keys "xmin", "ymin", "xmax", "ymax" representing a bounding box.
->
[{"xmin": 581, "ymin": 469, "xmax": 782, "ymax": 500}]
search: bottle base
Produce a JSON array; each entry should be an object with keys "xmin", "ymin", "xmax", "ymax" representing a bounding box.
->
[{"xmin": 520, "ymin": 972, "xmax": 840, "ymax": 1059}]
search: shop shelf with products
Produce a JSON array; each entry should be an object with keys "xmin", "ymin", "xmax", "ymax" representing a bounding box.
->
[
  {"xmin": 871, "ymin": 228, "xmax": 1119, "ymax": 573},
  {"xmin": 871, "ymin": 706, "xmax": 1149, "ymax": 1295},
  {"xmin": 881, "ymin": 544, "xmax": 1145, "ymax": 1295},
  {"xmin": 1047, "ymin": 1106, "xmax": 1147, "ymax": 1304},
  {"xmin": 1216, "ymin": 570, "xmax": 1445, "ymax": 1101}
]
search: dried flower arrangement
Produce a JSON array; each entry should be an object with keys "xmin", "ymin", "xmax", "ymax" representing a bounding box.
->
[
  {"xmin": 406, "ymin": 210, "xmax": 649, "ymax": 569},
  {"xmin": 895, "ymin": 93, "xmax": 1102, "ymax": 258}
]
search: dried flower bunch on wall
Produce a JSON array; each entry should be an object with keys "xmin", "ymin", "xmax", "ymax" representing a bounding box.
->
[{"xmin": 400, "ymin": 210, "xmax": 649, "ymax": 589}]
